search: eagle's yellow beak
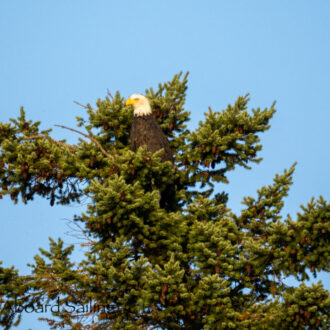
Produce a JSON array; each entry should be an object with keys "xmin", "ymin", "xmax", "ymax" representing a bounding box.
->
[{"xmin": 125, "ymin": 98, "xmax": 135, "ymax": 106}]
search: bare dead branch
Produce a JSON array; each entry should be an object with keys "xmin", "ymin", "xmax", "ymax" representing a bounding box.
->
[
  {"xmin": 65, "ymin": 219, "xmax": 95, "ymax": 246},
  {"xmin": 55, "ymin": 124, "xmax": 115, "ymax": 160},
  {"xmin": 107, "ymin": 88, "xmax": 114, "ymax": 100},
  {"xmin": 55, "ymin": 124, "xmax": 90, "ymax": 140},
  {"xmin": 73, "ymin": 100, "xmax": 89, "ymax": 109}
]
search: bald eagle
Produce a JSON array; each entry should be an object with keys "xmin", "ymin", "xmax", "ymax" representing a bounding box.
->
[{"xmin": 126, "ymin": 94, "xmax": 173, "ymax": 163}]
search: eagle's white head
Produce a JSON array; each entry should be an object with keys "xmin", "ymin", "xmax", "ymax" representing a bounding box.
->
[{"xmin": 125, "ymin": 94, "xmax": 152, "ymax": 116}]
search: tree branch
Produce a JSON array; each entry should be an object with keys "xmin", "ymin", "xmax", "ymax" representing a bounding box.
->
[
  {"xmin": 54, "ymin": 124, "xmax": 115, "ymax": 160},
  {"xmin": 107, "ymin": 89, "xmax": 114, "ymax": 100},
  {"xmin": 73, "ymin": 100, "xmax": 89, "ymax": 109}
]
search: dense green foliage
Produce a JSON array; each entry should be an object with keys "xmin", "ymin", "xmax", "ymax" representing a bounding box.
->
[{"xmin": 0, "ymin": 73, "xmax": 329, "ymax": 329}]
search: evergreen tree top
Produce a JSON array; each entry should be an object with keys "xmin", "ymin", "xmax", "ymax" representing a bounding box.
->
[{"xmin": 0, "ymin": 73, "xmax": 329, "ymax": 329}]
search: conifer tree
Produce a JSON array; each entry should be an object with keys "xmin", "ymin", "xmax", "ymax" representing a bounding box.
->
[{"xmin": 0, "ymin": 73, "xmax": 329, "ymax": 329}]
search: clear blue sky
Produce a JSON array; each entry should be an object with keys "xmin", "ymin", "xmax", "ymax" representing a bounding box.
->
[{"xmin": 0, "ymin": 1, "xmax": 329, "ymax": 328}]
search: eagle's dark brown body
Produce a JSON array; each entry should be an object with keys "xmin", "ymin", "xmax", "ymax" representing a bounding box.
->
[{"xmin": 130, "ymin": 115, "xmax": 172, "ymax": 162}]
